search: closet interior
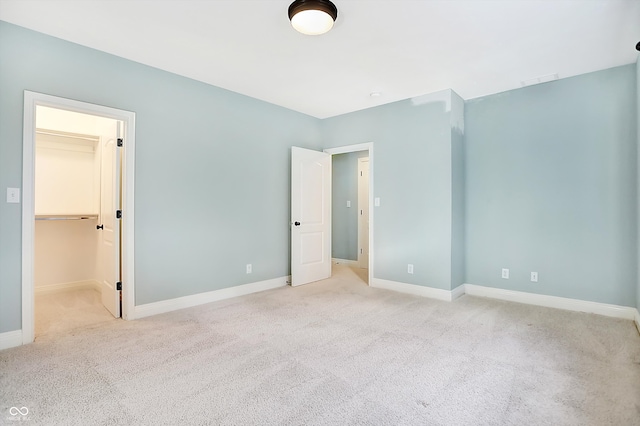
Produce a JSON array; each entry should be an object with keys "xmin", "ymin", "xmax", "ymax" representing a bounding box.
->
[{"xmin": 34, "ymin": 106, "xmax": 120, "ymax": 337}]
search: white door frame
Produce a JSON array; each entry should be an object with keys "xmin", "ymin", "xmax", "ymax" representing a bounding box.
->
[
  {"xmin": 22, "ymin": 91, "xmax": 136, "ymax": 345},
  {"xmin": 324, "ymin": 143, "xmax": 373, "ymax": 285}
]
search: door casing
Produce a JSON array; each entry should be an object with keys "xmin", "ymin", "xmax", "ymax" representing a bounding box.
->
[{"xmin": 22, "ymin": 91, "xmax": 136, "ymax": 345}]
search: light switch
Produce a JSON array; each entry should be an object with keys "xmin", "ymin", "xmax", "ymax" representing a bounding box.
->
[
  {"xmin": 6, "ymin": 188, "xmax": 20, "ymax": 203},
  {"xmin": 346, "ymin": 200, "xmax": 351, "ymax": 208},
  {"xmin": 374, "ymin": 197, "xmax": 380, "ymax": 207}
]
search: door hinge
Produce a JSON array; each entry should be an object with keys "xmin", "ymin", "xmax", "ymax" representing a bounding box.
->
[
  {"xmin": 116, "ymin": 282, "xmax": 122, "ymax": 291},
  {"xmin": 117, "ymin": 138, "xmax": 123, "ymax": 147},
  {"xmin": 116, "ymin": 210, "xmax": 122, "ymax": 219}
]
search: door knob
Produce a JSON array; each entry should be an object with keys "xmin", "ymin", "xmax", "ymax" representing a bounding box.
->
[
  {"xmin": 96, "ymin": 224, "xmax": 104, "ymax": 230},
  {"xmin": 294, "ymin": 221, "xmax": 301, "ymax": 226}
]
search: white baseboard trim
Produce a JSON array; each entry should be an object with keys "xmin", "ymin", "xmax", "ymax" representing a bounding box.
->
[
  {"xmin": 0, "ymin": 330, "xmax": 23, "ymax": 351},
  {"xmin": 464, "ymin": 283, "xmax": 637, "ymax": 321},
  {"xmin": 451, "ymin": 284, "xmax": 466, "ymax": 301},
  {"xmin": 35, "ymin": 280, "xmax": 101, "ymax": 295},
  {"xmin": 134, "ymin": 276, "xmax": 290, "ymax": 319},
  {"xmin": 371, "ymin": 278, "xmax": 456, "ymax": 302},
  {"xmin": 332, "ymin": 258, "xmax": 359, "ymax": 266},
  {"xmin": 368, "ymin": 278, "xmax": 638, "ymax": 323}
]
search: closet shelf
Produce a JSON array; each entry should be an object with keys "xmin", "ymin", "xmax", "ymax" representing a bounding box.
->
[{"xmin": 36, "ymin": 214, "xmax": 98, "ymax": 221}]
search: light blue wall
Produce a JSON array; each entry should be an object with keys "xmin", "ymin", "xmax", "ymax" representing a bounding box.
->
[
  {"xmin": 451, "ymin": 135, "xmax": 465, "ymax": 289},
  {"xmin": 1, "ymin": 21, "xmax": 637, "ymax": 336},
  {"xmin": 0, "ymin": 21, "xmax": 322, "ymax": 333},
  {"xmin": 322, "ymin": 91, "xmax": 463, "ymax": 290},
  {"xmin": 465, "ymin": 65, "xmax": 637, "ymax": 307},
  {"xmin": 332, "ymin": 151, "xmax": 368, "ymax": 261},
  {"xmin": 450, "ymin": 92, "xmax": 466, "ymax": 290}
]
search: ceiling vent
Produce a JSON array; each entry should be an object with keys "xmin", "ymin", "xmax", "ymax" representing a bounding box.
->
[{"xmin": 520, "ymin": 73, "xmax": 559, "ymax": 87}]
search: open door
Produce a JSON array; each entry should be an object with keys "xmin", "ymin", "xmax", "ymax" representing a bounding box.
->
[
  {"xmin": 291, "ymin": 147, "xmax": 331, "ymax": 286},
  {"xmin": 98, "ymin": 123, "xmax": 122, "ymax": 317},
  {"xmin": 358, "ymin": 157, "xmax": 370, "ymax": 269}
]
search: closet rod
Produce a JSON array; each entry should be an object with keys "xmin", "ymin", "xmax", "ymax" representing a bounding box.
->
[
  {"xmin": 36, "ymin": 129, "xmax": 100, "ymax": 142},
  {"xmin": 35, "ymin": 215, "xmax": 98, "ymax": 221}
]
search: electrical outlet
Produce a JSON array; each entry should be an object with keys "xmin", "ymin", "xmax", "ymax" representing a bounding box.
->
[
  {"xmin": 407, "ymin": 264, "xmax": 414, "ymax": 274},
  {"xmin": 346, "ymin": 200, "xmax": 351, "ymax": 208},
  {"xmin": 246, "ymin": 264, "xmax": 252, "ymax": 274},
  {"xmin": 530, "ymin": 272, "xmax": 538, "ymax": 282},
  {"xmin": 501, "ymin": 268, "xmax": 509, "ymax": 279}
]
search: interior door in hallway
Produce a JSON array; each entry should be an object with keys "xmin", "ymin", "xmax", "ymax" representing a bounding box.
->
[
  {"xmin": 358, "ymin": 157, "xmax": 369, "ymax": 269},
  {"xmin": 291, "ymin": 147, "xmax": 331, "ymax": 286}
]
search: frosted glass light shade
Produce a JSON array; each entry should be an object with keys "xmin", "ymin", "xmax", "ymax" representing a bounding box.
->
[
  {"xmin": 288, "ymin": 0, "xmax": 338, "ymax": 36},
  {"xmin": 291, "ymin": 9, "xmax": 334, "ymax": 35}
]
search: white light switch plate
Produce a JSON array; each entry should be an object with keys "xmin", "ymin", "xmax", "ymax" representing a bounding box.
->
[
  {"xmin": 374, "ymin": 197, "xmax": 380, "ymax": 207},
  {"xmin": 6, "ymin": 188, "xmax": 20, "ymax": 203},
  {"xmin": 346, "ymin": 200, "xmax": 351, "ymax": 208}
]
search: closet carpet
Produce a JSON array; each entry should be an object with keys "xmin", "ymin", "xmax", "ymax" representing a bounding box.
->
[
  {"xmin": 34, "ymin": 287, "xmax": 115, "ymax": 337},
  {"xmin": 2, "ymin": 265, "xmax": 639, "ymax": 425}
]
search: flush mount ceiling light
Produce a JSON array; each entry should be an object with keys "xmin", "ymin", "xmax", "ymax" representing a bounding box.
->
[{"xmin": 288, "ymin": 0, "xmax": 338, "ymax": 35}]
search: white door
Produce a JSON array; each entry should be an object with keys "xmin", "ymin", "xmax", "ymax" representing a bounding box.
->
[
  {"xmin": 291, "ymin": 147, "xmax": 331, "ymax": 286},
  {"xmin": 358, "ymin": 158, "xmax": 370, "ymax": 269},
  {"xmin": 99, "ymin": 125, "xmax": 121, "ymax": 317}
]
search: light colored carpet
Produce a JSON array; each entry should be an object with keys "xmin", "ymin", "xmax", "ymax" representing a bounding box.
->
[
  {"xmin": 34, "ymin": 287, "xmax": 115, "ymax": 337},
  {"xmin": 2, "ymin": 265, "xmax": 639, "ymax": 425}
]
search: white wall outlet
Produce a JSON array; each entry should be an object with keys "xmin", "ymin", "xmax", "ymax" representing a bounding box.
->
[
  {"xmin": 246, "ymin": 264, "xmax": 252, "ymax": 274},
  {"xmin": 501, "ymin": 268, "xmax": 509, "ymax": 279},
  {"xmin": 374, "ymin": 197, "xmax": 380, "ymax": 207},
  {"xmin": 346, "ymin": 200, "xmax": 351, "ymax": 208},
  {"xmin": 531, "ymin": 272, "xmax": 538, "ymax": 282},
  {"xmin": 6, "ymin": 188, "xmax": 20, "ymax": 203},
  {"xmin": 407, "ymin": 264, "xmax": 414, "ymax": 274}
]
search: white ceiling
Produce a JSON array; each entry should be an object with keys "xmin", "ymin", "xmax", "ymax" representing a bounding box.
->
[{"xmin": 1, "ymin": 0, "xmax": 639, "ymax": 119}]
